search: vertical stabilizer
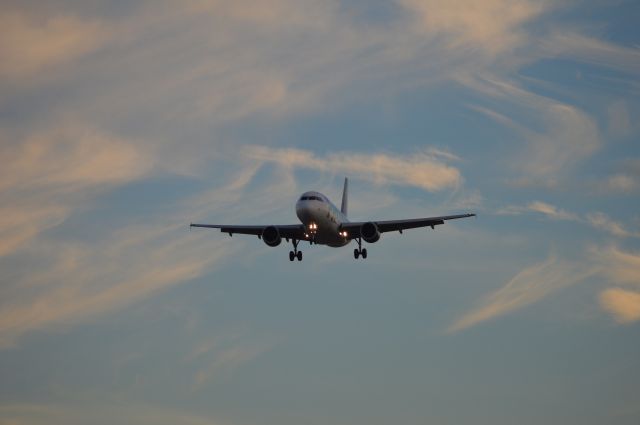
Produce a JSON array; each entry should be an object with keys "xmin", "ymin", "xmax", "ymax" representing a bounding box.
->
[{"xmin": 341, "ymin": 177, "xmax": 348, "ymax": 217}]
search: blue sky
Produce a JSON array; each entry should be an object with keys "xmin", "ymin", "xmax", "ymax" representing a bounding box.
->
[{"xmin": 1, "ymin": 1, "xmax": 639, "ymax": 424}]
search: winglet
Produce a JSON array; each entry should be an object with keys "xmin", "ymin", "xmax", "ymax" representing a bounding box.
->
[{"xmin": 341, "ymin": 177, "xmax": 348, "ymax": 217}]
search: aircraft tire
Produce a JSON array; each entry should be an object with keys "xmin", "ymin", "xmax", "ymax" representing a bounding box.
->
[
  {"xmin": 297, "ymin": 251, "xmax": 303, "ymax": 261},
  {"xmin": 361, "ymin": 248, "xmax": 367, "ymax": 259},
  {"xmin": 354, "ymin": 249, "xmax": 359, "ymax": 259},
  {"xmin": 289, "ymin": 251, "xmax": 295, "ymax": 261}
]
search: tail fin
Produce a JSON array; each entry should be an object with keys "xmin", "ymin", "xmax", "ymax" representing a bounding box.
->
[{"xmin": 341, "ymin": 177, "xmax": 348, "ymax": 217}]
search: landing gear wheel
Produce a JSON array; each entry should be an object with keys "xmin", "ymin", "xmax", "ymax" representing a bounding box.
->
[
  {"xmin": 354, "ymin": 249, "xmax": 360, "ymax": 259},
  {"xmin": 288, "ymin": 239, "xmax": 302, "ymax": 262},
  {"xmin": 361, "ymin": 248, "xmax": 367, "ymax": 259}
]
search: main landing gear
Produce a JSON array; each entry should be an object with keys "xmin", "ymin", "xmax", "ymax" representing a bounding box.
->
[
  {"xmin": 289, "ymin": 239, "xmax": 303, "ymax": 261},
  {"xmin": 353, "ymin": 237, "xmax": 367, "ymax": 259}
]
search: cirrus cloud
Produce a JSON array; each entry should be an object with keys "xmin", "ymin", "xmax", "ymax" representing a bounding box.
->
[
  {"xmin": 0, "ymin": 121, "xmax": 154, "ymax": 258},
  {"xmin": 447, "ymin": 254, "xmax": 599, "ymax": 333},
  {"xmin": 0, "ymin": 10, "xmax": 109, "ymax": 82},
  {"xmin": 243, "ymin": 145, "xmax": 463, "ymax": 192},
  {"xmin": 398, "ymin": 0, "xmax": 546, "ymax": 56},
  {"xmin": 600, "ymin": 288, "xmax": 640, "ymax": 324}
]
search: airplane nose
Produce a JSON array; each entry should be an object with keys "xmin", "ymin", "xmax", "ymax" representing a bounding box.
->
[{"xmin": 296, "ymin": 201, "xmax": 310, "ymax": 223}]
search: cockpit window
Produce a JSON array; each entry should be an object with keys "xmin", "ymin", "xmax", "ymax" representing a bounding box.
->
[
  {"xmin": 300, "ymin": 196, "xmax": 309, "ymax": 201},
  {"xmin": 300, "ymin": 195, "xmax": 323, "ymax": 201}
]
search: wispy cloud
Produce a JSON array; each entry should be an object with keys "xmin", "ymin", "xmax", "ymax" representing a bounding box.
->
[
  {"xmin": 592, "ymin": 246, "xmax": 640, "ymax": 287},
  {"xmin": 191, "ymin": 338, "xmax": 274, "ymax": 391},
  {"xmin": 0, "ymin": 159, "xmax": 299, "ymax": 348},
  {"xmin": 585, "ymin": 212, "xmax": 637, "ymax": 238},
  {"xmin": 0, "ymin": 121, "xmax": 153, "ymax": 258},
  {"xmin": 448, "ymin": 255, "xmax": 599, "ymax": 332},
  {"xmin": 498, "ymin": 200, "xmax": 578, "ymax": 221},
  {"xmin": 243, "ymin": 145, "xmax": 463, "ymax": 192},
  {"xmin": 591, "ymin": 246, "xmax": 640, "ymax": 324},
  {"xmin": 599, "ymin": 288, "xmax": 640, "ymax": 324},
  {"xmin": 598, "ymin": 159, "xmax": 640, "ymax": 194},
  {"xmin": 498, "ymin": 201, "xmax": 639, "ymax": 238},
  {"xmin": 0, "ymin": 224, "xmax": 231, "ymax": 349},
  {"xmin": 541, "ymin": 32, "xmax": 640, "ymax": 75},
  {"xmin": 398, "ymin": 0, "xmax": 546, "ymax": 56},
  {"xmin": 465, "ymin": 77, "xmax": 601, "ymax": 186},
  {"xmin": 526, "ymin": 201, "xmax": 578, "ymax": 220},
  {"xmin": 0, "ymin": 11, "xmax": 109, "ymax": 81},
  {"xmin": 602, "ymin": 174, "xmax": 638, "ymax": 193},
  {"xmin": 449, "ymin": 245, "xmax": 640, "ymax": 331},
  {"xmin": 0, "ymin": 402, "xmax": 222, "ymax": 425}
]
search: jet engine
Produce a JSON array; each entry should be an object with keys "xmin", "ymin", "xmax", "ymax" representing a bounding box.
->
[
  {"xmin": 261, "ymin": 226, "xmax": 282, "ymax": 247},
  {"xmin": 361, "ymin": 222, "xmax": 380, "ymax": 243}
]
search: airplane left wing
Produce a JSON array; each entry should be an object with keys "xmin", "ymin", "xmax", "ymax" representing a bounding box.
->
[
  {"xmin": 340, "ymin": 213, "xmax": 475, "ymax": 237},
  {"xmin": 190, "ymin": 223, "xmax": 306, "ymax": 239}
]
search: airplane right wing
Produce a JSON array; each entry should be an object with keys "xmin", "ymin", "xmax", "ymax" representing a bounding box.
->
[{"xmin": 340, "ymin": 213, "xmax": 475, "ymax": 238}]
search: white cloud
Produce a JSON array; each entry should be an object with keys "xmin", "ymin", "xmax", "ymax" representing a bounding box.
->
[
  {"xmin": 591, "ymin": 246, "xmax": 640, "ymax": 324},
  {"xmin": 0, "ymin": 161, "xmax": 296, "ymax": 348},
  {"xmin": 243, "ymin": 145, "xmax": 462, "ymax": 192},
  {"xmin": 586, "ymin": 212, "xmax": 636, "ymax": 238},
  {"xmin": 0, "ymin": 11, "xmax": 109, "ymax": 81},
  {"xmin": 0, "ymin": 121, "xmax": 154, "ymax": 258},
  {"xmin": 398, "ymin": 0, "xmax": 546, "ymax": 56},
  {"xmin": 0, "ymin": 225, "xmax": 231, "ymax": 349},
  {"xmin": 464, "ymin": 77, "xmax": 601, "ymax": 185},
  {"xmin": 448, "ymin": 255, "xmax": 599, "ymax": 332},
  {"xmin": 448, "ymin": 245, "xmax": 640, "ymax": 331},
  {"xmin": 497, "ymin": 201, "xmax": 577, "ymax": 220},
  {"xmin": 0, "ymin": 122, "xmax": 151, "ymax": 192},
  {"xmin": 541, "ymin": 32, "xmax": 640, "ymax": 75},
  {"xmin": 599, "ymin": 159, "xmax": 640, "ymax": 193},
  {"xmin": 498, "ymin": 201, "xmax": 638, "ymax": 239},
  {"xmin": 599, "ymin": 288, "xmax": 640, "ymax": 324},
  {"xmin": 526, "ymin": 201, "xmax": 579, "ymax": 220},
  {"xmin": 592, "ymin": 245, "xmax": 640, "ymax": 287}
]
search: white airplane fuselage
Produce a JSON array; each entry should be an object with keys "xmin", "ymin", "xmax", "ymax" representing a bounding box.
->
[{"xmin": 295, "ymin": 191, "xmax": 349, "ymax": 247}]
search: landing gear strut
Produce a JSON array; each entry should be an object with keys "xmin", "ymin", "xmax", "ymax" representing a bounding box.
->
[
  {"xmin": 353, "ymin": 237, "xmax": 367, "ymax": 259},
  {"xmin": 289, "ymin": 239, "xmax": 303, "ymax": 261}
]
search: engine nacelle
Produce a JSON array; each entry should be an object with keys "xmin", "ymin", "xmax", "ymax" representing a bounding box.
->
[
  {"xmin": 262, "ymin": 226, "xmax": 282, "ymax": 247},
  {"xmin": 361, "ymin": 222, "xmax": 380, "ymax": 243}
]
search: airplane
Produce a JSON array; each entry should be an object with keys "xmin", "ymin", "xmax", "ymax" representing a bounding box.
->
[{"xmin": 190, "ymin": 178, "xmax": 475, "ymax": 261}]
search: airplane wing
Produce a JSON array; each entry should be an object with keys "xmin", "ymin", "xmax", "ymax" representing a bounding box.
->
[
  {"xmin": 190, "ymin": 223, "xmax": 306, "ymax": 240},
  {"xmin": 340, "ymin": 213, "xmax": 475, "ymax": 237}
]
